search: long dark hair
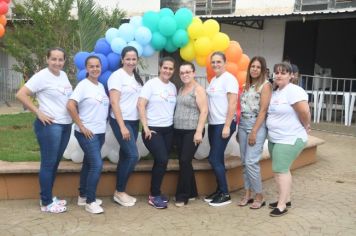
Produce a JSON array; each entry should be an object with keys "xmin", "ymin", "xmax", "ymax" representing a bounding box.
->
[
  {"xmin": 245, "ymin": 56, "xmax": 267, "ymax": 91},
  {"xmin": 119, "ymin": 46, "xmax": 143, "ymax": 86},
  {"xmin": 85, "ymin": 55, "xmax": 102, "ymax": 78}
]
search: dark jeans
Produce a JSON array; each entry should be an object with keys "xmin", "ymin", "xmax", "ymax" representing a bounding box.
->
[
  {"xmin": 142, "ymin": 126, "xmax": 174, "ymax": 196},
  {"xmin": 33, "ymin": 119, "xmax": 71, "ymax": 206},
  {"xmin": 110, "ymin": 117, "xmax": 139, "ymax": 192},
  {"xmin": 174, "ymin": 128, "xmax": 204, "ymax": 203},
  {"xmin": 208, "ymin": 122, "xmax": 236, "ymax": 194},
  {"xmin": 75, "ymin": 131, "xmax": 105, "ymax": 204}
]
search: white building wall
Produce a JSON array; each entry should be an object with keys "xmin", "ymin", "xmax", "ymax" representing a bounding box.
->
[
  {"xmin": 235, "ymin": 0, "xmax": 295, "ymax": 15},
  {"xmin": 94, "ymin": 0, "xmax": 160, "ymax": 16}
]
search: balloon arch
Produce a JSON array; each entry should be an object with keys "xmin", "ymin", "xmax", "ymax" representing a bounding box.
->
[{"xmin": 67, "ymin": 8, "xmax": 253, "ymax": 163}]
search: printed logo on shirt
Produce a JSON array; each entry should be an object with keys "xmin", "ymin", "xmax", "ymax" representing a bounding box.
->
[{"xmin": 160, "ymin": 89, "xmax": 175, "ymax": 103}]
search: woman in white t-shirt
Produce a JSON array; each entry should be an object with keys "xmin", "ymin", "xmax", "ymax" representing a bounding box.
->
[
  {"xmin": 266, "ymin": 62, "xmax": 310, "ymax": 217},
  {"xmin": 67, "ymin": 55, "xmax": 109, "ymax": 214},
  {"xmin": 16, "ymin": 47, "xmax": 72, "ymax": 214},
  {"xmin": 204, "ymin": 52, "xmax": 238, "ymax": 207},
  {"xmin": 137, "ymin": 57, "xmax": 177, "ymax": 209},
  {"xmin": 108, "ymin": 46, "xmax": 143, "ymax": 207}
]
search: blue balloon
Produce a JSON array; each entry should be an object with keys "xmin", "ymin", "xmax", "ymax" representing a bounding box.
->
[
  {"xmin": 94, "ymin": 53, "xmax": 109, "ymax": 73},
  {"xmin": 118, "ymin": 23, "xmax": 135, "ymax": 42},
  {"xmin": 142, "ymin": 44, "xmax": 155, "ymax": 57},
  {"xmin": 111, "ymin": 37, "xmax": 127, "ymax": 54},
  {"xmin": 99, "ymin": 70, "xmax": 112, "ymax": 93},
  {"xmin": 105, "ymin": 28, "xmax": 119, "ymax": 44},
  {"xmin": 159, "ymin": 8, "xmax": 174, "ymax": 18},
  {"xmin": 128, "ymin": 41, "xmax": 143, "ymax": 57},
  {"xmin": 130, "ymin": 16, "xmax": 142, "ymax": 29},
  {"xmin": 94, "ymin": 40, "xmax": 112, "ymax": 56},
  {"xmin": 134, "ymin": 26, "xmax": 152, "ymax": 46},
  {"xmin": 107, "ymin": 52, "xmax": 121, "ymax": 71},
  {"xmin": 76, "ymin": 69, "xmax": 87, "ymax": 81},
  {"xmin": 74, "ymin": 51, "xmax": 90, "ymax": 70},
  {"xmin": 97, "ymin": 37, "xmax": 106, "ymax": 43}
]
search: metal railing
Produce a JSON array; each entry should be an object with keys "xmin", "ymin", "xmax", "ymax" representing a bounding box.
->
[
  {"xmin": 300, "ymin": 74, "xmax": 356, "ymax": 129},
  {"xmin": 195, "ymin": 0, "xmax": 235, "ymax": 15},
  {"xmin": 0, "ymin": 68, "xmax": 23, "ymax": 103}
]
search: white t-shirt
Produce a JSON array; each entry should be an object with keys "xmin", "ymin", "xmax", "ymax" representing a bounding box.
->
[
  {"xmin": 266, "ymin": 83, "xmax": 308, "ymax": 144},
  {"xmin": 70, "ymin": 79, "xmax": 109, "ymax": 134},
  {"xmin": 25, "ymin": 68, "xmax": 72, "ymax": 124},
  {"xmin": 206, "ymin": 71, "xmax": 238, "ymax": 124},
  {"xmin": 107, "ymin": 68, "xmax": 142, "ymax": 120},
  {"xmin": 139, "ymin": 77, "xmax": 177, "ymax": 127}
]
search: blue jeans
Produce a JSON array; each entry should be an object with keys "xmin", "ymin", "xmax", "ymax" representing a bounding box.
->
[
  {"xmin": 33, "ymin": 119, "xmax": 71, "ymax": 206},
  {"xmin": 142, "ymin": 126, "xmax": 174, "ymax": 196},
  {"xmin": 75, "ymin": 131, "xmax": 105, "ymax": 204},
  {"xmin": 110, "ymin": 117, "xmax": 139, "ymax": 192},
  {"xmin": 238, "ymin": 118, "xmax": 267, "ymax": 193},
  {"xmin": 208, "ymin": 122, "xmax": 236, "ymax": 194}
]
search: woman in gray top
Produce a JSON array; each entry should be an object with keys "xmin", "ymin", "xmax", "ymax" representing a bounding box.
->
[{"xmin": 173, "ymin": 61, "xmax": 208, "ymax": 207}]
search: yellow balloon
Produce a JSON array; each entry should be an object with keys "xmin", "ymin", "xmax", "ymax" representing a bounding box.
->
[
  {"xmin": 203, "ymin": 19, "xmax": 220, "ymax": 38},
  {"xmin": 192, "ymin": 16, "xmax": 202, "ymax": 24},
  {"xmin": 194, "ymin": 36, "xmax": 212, "ymax": 56},
  {"xmin": 180, "ymin": 40, "xmax": 195, "ymax": 61},
  {"xmin": 196, "ymin": 55, "xmax": 207, "ymax": 67},
  {"xmin": 188, "ymin": 22, "xmax": 203, "ymax": 40},
  {"xmin": 212, "ymin": 32, "xmax": 230, "ymax": 51}
]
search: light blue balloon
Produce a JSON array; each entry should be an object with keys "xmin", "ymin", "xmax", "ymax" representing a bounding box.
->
[
  {"xmin": 105, "ymin": 28, "xmax": 119, "ymax": 44},
  {"xmin": 159, "ymin": 8, "xmax": 174, "ymax": 18},
  {"xmin": 142, "ymin": 11, "xmax": 160, "ymax": 32},
  {"xmin": 172, "ymin": 29, "xmax": 189, "ymax": 48},
  {"xmin": 142, "ymin": 44, "xmax": 155, "ymax": 57},
  {"xmin": 130, "ymin": 16, "xmax": 142, "ymax": 29},
  {"xmin": 134, "ymin": 26, "xmax": 152, "ymax": 46},
  {"xmin": 174, "ymin": 8, "xmax": 193, "ymax": 29},
  {"xmin": 118, "ymin": 23, "xmax": 135, "ymax": 42},
  {"xmin": 111, "ymin": 37, "xmax": 127, "ymax": 54},
  {"xmin": 158, "ymin": 16, "xmax": 177, "ymax": 37},
  {"xmin": 128, "ymin": 41, "xmax": 143, "ymax": 57}
]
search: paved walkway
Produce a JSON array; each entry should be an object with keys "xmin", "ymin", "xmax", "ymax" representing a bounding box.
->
[{"xmin": 0, "ymin": 131, "xmax": 355, "ymax": 235}]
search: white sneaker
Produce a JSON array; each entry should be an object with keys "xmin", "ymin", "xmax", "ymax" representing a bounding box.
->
[
  {"xmin": 85, "ymin": 202, "xmax": 104, "ymax": 214},
  {"xmin": 113, "ymin": 193, "xmax": 135, "ymax": 207},
  {"xmin": 114, "ymin": 191, "xmax": 137, "ymax": 203},
  {"xmin": 78, "ymin": 196, "xmax": 102, "ymax": 206}
]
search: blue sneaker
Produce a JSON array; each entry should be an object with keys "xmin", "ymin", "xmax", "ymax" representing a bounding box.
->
[
  {"xmin": 160, "ymin": 194, "xmax": 169, "ymax": 203},
  {"xmin": 148, "ymin": 195, "xmax": 167, "ymax": 209}
]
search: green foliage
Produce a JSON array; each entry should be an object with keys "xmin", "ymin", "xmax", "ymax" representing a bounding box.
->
[
  {"xmin": 0, "ymin": 112, "xmax": 40, "ymax": 161},
  {"xmin": 0, "ymin": 0, "xmax": 125, "ymax": 80}
]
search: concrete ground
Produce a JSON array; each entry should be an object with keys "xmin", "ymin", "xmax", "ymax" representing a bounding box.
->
[{"xmin": 0, "ymin": 103, "xmax": 356, "ymax": 235}]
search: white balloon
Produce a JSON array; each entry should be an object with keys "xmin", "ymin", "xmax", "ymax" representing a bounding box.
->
[
  {"xmin": 262, "ymin": 140, "xmax": 269, "ymax": 158},
  {"xmin": 194, "ymin": 125, "xmax": 210, "ymax": 160},
  {"xmin": 224, "ymin": 130, "xmax": 238, "ymax": 158},
  {"xmin": 137, "ymin": 132, "xmax": 148, "ymax": 158},
  {"xmin": 107, "ymin": 149, "xmax": 120, "ymax": 164},
  {"xmin": 63, "ymin": 125, "xmax": 84, "ymax": 162}
]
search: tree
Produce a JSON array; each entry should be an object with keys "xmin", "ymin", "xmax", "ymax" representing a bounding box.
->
[{"xmin": 0, "ymin": 0, "xmax": 125, "ymax": 80}]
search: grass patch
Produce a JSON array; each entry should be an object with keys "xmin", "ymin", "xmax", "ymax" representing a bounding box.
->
[{"xmin": 0, "ymin": 112, "xmax": 40, "ymax": 162}]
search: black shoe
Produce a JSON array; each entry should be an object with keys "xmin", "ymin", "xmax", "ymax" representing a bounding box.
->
[
  {"xmin": 208, "ymin": 193, "xmax": 232, "ymax": 207},
  {"xmin": 204, "ymin": 190, "xmax": 221, "ymax": 203},
  {"xmin": 269, "ymin": 207, "xmax": 288, "ymax": 217},
  {"xmin": 268, "ymin": 201, "xmax": 292, "ymax": 209}
]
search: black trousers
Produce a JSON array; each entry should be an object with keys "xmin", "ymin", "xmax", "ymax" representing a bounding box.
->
[
  {"xmin": 142, "ymin": 126, "xmax": 174, "ymax": 196},
  {"xmin": 174, "ymin": 128, "xmax": 203, "ymax": 203}
]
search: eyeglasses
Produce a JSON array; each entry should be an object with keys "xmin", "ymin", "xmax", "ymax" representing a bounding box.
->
[{"xmin": 179, "ymin": 70, "xmax": 193, "ymax": 75}]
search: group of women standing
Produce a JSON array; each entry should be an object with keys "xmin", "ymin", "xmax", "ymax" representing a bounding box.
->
[{"xmin": 16, "ymin": 46, "xmax": 310, "ymax": 217}]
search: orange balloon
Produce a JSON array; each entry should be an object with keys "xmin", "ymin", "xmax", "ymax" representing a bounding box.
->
[
  {"xmin": 236, "ymin": 70, "xmax": 247, "ymax": 87},
  {"xmin": 237, "ymin": 54, "xmax": 250, "ymax": 72},
  {"xmin": 0, "ymin": 24, "xmax": 5, "ymax": 38},
  {"xmin": 225, "ymin": 62, "xmax": 239, "ymax": 77},
  {"xmin": 225, "ymin": 41, "xmax": 243, "ymax": 63},
  {"xmin": 0, "ymin": 15, "xmax": 6, "ymax": 26}
]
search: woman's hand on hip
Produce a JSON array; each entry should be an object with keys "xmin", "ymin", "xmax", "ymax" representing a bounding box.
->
[{"xmin": 36, "ymin": 110, "xmax": 54, "ymax": 126}]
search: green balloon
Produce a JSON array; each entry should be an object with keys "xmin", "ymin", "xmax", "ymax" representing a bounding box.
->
[
  {"xmin": 159, "ymin": 8, "xmax": 174, "ymax": 18},
  {"xmin": 151, "ymin": 32, "xmax": 167, "ymax": 51},
  {"xmin": 172, "ymin": 29, "xmax": 189, "ymax": 48},
  {"xmin": 164, "ymin": 38, "xmax": 178, "ymax": 53},
  {"xmin": 174, "ymin": 8, "xmax": 193, "ymax": 29},
  {"xmin": 158, "ymin": 16, "xmax": 177, "ymax": 37},
  {"xmin": 142, "ymin": 11, "xmax": 160, "ymax": 32}
]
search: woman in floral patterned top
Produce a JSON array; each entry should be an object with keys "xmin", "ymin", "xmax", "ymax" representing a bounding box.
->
[{"xmin": 237, "ymin": 56, "xmax": 272, "ymax": 209}]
